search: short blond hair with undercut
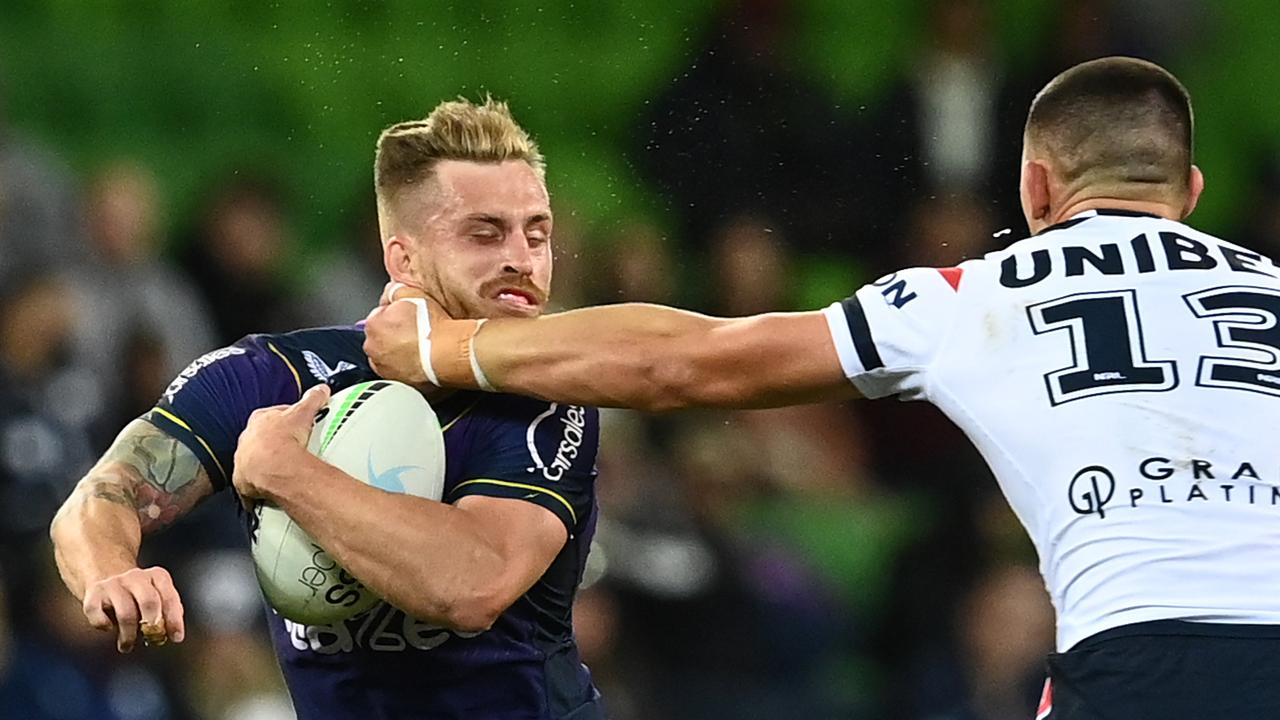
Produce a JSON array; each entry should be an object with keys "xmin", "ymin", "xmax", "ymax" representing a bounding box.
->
[{"xmin": 374, "ymin": 96, "xmax": 544, "ymax": 235}]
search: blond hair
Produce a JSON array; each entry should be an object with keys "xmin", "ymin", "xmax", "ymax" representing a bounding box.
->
[{"xmin": 374, "ymin": 96, "xmax": 544, "ymax": 232}]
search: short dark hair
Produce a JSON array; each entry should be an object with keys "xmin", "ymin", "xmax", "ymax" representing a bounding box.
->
[{"xmin": 1025, "ymin": 57, "xmax": 1193, "ymax": 192}]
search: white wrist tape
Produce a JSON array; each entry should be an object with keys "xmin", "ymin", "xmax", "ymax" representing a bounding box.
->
[
  {"xmin": 401, "ymin": 298, "xmax": 440, "ymax": 386},
  {"xmin": 469, "ymin": 319, "xmax": 495, "ymax": 392},
  {"xmin": 382, "ymin": 281, "xmax": 408, "ymax": 305}
]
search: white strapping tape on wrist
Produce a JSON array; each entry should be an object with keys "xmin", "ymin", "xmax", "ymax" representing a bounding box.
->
[
  {"xmin": 468, "ymin": 319, "xmax": 495, "ymax": 392},
  {"xmin": 402, "ymin": 298, "xmax": 440, "ymax": 386}
]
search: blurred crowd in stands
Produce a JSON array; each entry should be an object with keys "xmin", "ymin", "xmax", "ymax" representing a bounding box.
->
[{"xmin": 2, "ymin": 1, "xmax": 1277, "ymax": 719}]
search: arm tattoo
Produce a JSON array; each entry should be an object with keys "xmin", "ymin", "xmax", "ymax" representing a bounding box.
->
[{"xmin": 79, "ymin": 420, "xmax": 214, "ymax": 533}]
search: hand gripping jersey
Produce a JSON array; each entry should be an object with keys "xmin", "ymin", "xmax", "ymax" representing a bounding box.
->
[
  {"xmin": 145, "ymin": 326, "xmax": 603, "ymax": 720},
  {"xmin": 824, "ymin": 209, "xmax": 1280, "ymax": 651}
]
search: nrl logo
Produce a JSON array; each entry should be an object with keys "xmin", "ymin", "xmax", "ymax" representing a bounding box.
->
[{"xmin": 303, "ymin": 350, "xmax": 357, "ymax": 382}]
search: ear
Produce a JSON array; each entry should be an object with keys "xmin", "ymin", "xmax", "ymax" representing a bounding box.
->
[
  {"xmin": 1025, "ymin": 160, "xmax": 1052, "ymax": 222},
  {"xmin": 383, "ymin": 235, "xmax": 417, "ymax": 284},
  {"xmin": 1182, "ymin": 165, "xmax": 1205, "ymax": 219}
]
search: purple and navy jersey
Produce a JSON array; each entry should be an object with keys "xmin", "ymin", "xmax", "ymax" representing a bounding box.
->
[{"xmin": 145, "ymin": 326, "xmax": 603, "ymax": 720}]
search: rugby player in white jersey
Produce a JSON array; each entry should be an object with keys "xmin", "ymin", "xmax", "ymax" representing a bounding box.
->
[{"xmin": 366, "ymin": 57, "xmax": 1280, "ymax": 717}]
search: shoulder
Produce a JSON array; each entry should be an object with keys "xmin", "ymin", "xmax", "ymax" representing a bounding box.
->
[
  {"xmin": 245, "ymin": 325, "xmax": 372, "ymax": 387},
  {"xmin": 251, "ymin": 325, "xmax": 366, "ymax": 360}
]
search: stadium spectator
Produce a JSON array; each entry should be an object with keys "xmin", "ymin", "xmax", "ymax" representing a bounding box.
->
[
  {"xmin": 592, "ymin": 217, "xmax": 679, "ymax": 306},
  {"xmin": 181, "ymin": 175, "xmax": 306, "ymax": 343},
  {"xmin": 0, "ymin": 74, "xmax": 87, "ymax": 295},
  {"xmin": 69, "ymin": 161, "xmax": 217, "ymax": 414},
  {"xmin": 633, "ymin": 0, "xmax": 864, "ymax": 256},
  {"xmin": 0, "ymin": 276, "xmax": 98, "ymax": 569},
  {"xmin": 907, "ymin": 563, "xmax": 1054, "ymax": 720},
  {"xmin": 296, "ymin": 197, "xmax": 386, "ymax": 328},
  {"xmin": 709, "ymin": 214, "xmax": 793, "ymax": 315},
  {"xmin": 863, "ymin": 0, "xmax": 1024, "ymax": 239}
]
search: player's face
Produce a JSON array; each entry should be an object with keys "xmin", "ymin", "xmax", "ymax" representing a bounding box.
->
[{"xmin": 410, "ymin": 160, "xmax": 553, "ymax": 320}]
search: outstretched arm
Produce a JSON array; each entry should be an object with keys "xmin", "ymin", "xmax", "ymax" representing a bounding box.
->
[
  {"xmin": 50, "ymin": 419, "xmax": 213, "ymax": 651},
  {"xmin": 365, "ymin": 298, "xmax": 860, "ymax": 412}
]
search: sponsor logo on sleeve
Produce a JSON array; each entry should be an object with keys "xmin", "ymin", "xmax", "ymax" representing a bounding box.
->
[
  {"xmin": 163, "ymin": 347, "xmax": 247, "ymax": 403},
  {"xmin": 871, "ymin": 272, "xmax": 918, "ymax": 308}
]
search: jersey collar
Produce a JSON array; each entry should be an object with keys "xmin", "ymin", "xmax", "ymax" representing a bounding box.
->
[{"xmin": 1036, "ymin": 208, "xmax": 1163, "ymax": 236}]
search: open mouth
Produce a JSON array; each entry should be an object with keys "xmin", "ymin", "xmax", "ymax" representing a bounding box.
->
[{"xmin": 494, "ymin": 287, "xmax": 540, "ymax": 311}]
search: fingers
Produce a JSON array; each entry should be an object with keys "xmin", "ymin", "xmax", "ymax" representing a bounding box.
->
[
  {"xmin": 101, "ymin": 582, "xmax": 140, "ymax": 653},
  {"xmin": 84, "ymin": 568, "xmax": 186, "ymax": 652},
  {"xmin": 150, "ymin": 571, "xmax": 186, "ymax": 644},
  {"xmin": 125, "ymin": 573, "xmax": 166, "ymax": 644},
  {"xmin": 83, "ymin": 588, "xmax": 115, "ymax": 632}
]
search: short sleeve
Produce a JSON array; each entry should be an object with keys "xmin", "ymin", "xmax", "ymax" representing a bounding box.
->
[
  {"xmin": 822, "ymin": 266, "xmax": 963, "ymax": 400},
  {"xmin": 145, "ymin": 336, "xmax": 303, "ymax": 490},
  {"xmin": 447, "ymin": 400, "xmax": 599, "ymax": 536}
]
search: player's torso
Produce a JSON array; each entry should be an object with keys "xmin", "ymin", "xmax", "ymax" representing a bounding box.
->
[
  {"xmin": 929, "ymin": 211, "xmax": 1280, "ymax": 649},
  {"xmin": 256, "ymin": 328, "xmax": 600, "ymax": 719}
]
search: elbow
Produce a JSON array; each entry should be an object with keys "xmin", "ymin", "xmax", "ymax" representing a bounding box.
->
[
  {"xmin": 404, "ymin": 571, "xmax": 512, "ymax": 634},
  {"xmin": 441, "ymin": 603, "xmax": 503, "ymax": 634},
  {"xmin": 423, "ymin": 591, "xmax": 506, "ymax": 635}
]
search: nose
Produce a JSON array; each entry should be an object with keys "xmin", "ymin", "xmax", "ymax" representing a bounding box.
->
[{"xmin": 501, "ymin": 233, "xmax": 535, "ymax": 276}]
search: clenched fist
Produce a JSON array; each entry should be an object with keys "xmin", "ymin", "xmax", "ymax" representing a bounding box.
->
[
  {"xmin": 364, "ymin": 282, "xmax": 486, "ymax": 390},
  {"xmin": 233, "ymin": 384, "xmax": 331, "ymax": 506}
]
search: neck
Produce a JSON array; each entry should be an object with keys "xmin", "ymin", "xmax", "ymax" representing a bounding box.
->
[{"xmin": 1050, "ymin": 195, "xmax": 1183, "ymax": 227}]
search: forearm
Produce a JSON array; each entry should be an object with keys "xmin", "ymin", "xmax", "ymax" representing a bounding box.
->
[
  {"xmin": 471, "ymin": 304, "xmax": 717, "ymax": 411},
  {"xmin": 51, "ymin": 476, "xmax": 143, "ymax": 601},
  {"xmin": 271, "ymin": 455, "xmax": 506, "ymax": 631},
  {"xmin": 50, "ymin": 418, "xmax": 213, "ymax": 602},
  {"xmin": 470, "ymin": 304, "xmax": 854, "ymax": 410}
]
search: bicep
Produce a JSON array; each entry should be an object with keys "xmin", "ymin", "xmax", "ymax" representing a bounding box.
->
[
  {"xmin": 454, "ymin": 495, "xmax": 567, "ymax": 597},
  {"xmin": 74, "ymin": 419, "xmax": 215, "ymax": 534},
  {"xmin": 678, "ymin": 311, "xmax": 862, "ymax": 409}
]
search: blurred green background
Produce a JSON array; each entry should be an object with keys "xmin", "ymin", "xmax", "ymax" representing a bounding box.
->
[
  {"xmin": 4, "ymin": 0, "xmax": 1277, "ymax": 253},
  {"xmin": 5, "ymin": 3, "xmax": 1280, "ymax": 719}
]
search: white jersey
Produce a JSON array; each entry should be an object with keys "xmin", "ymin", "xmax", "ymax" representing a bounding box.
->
[{"xmin": 823, "ymin": 209, "xmax": 1280, "ymax": 651}]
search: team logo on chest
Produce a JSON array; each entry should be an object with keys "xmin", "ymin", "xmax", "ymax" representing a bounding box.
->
[{"xmin": 304, "ymin": 350, "xmax": 358, "ymax": 382}]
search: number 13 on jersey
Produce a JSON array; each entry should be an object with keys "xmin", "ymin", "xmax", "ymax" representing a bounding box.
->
[{"xmin": 1028, "ymin": 286, "xmax": 1280, "ymax": 405}]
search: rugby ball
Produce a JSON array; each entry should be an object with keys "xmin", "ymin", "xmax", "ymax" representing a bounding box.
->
[{"xmin": 251, "ymin": 380, "xmax": 446, "ymax": 625}]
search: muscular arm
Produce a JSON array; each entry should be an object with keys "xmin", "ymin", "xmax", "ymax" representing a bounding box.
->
[
  {"xmin": 241, "ymin": 446, "xmax": 564, "ymax": 633},
  {"xmin": 51, "ymin": 419, "xmax": 213, "ymax": 599},
  {"xmin": 50, "ymin": 419, "xmax": 212, "ymax": 651},
  {"xmin": 365, "ymin": 299, "xmax": 862, "ymax": 411},
  {"xmin": 473, "ymin": 305, "xmax": 860, "ymax": 411},
  {"xmin": 287, "ymin": 468, "xmax": 563, "ymax": 634}
]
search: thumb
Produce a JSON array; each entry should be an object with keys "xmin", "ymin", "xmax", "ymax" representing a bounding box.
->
[{"xmin": 289, "ymin": 383, "xmax": 331, "ymax": 418}]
